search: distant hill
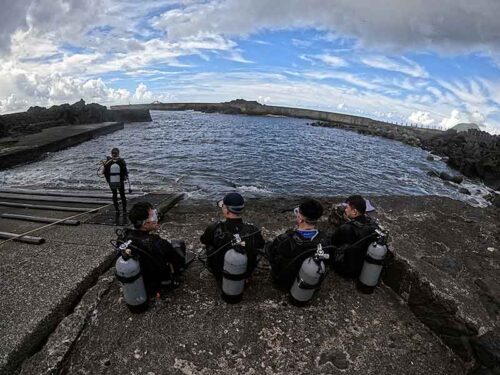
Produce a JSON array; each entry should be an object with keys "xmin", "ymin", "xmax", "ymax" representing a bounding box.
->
[{"xmin": 451, "ymin": 123, "xmax": 480, "ymax": 132}]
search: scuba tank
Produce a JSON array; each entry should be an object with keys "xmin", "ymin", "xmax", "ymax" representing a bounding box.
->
[
  {"xmin": 290, "ymin": 244, "xmax": 330, "ymax": 306},
  {"xmin": 109, "ymin": 161, "xmax": 121, "ymax": 189},
  {"xmin": 115, "ymin": 240, "xmax": 148, "ymax": 313},
  {"xmin": 357, "ymin": 229, "xmax": 389, "ymax": 294},
  {"xmin": 221, "ymin": 234, "xmax": 248, "ymax": 304}
]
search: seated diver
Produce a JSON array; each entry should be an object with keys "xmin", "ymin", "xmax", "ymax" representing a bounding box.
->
[
  {"xmin": 330, "ymin": 195, "xmax": 379, "ymax": 279},
  {"xmin": 200, "ymin": 192, "xmax": 265, "ymax": 300},
  {"xmin": 118, "ymin": 201, "xmax": 188, "ymax": 296},
  {"xmin": 266, "ymin": 198, "xmax": 331, "ymax": 291}
]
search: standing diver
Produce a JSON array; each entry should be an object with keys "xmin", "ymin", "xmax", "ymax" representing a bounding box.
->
[{"xmin": 103, "ymin": 147, "xmax": 129, "ymax": 214}]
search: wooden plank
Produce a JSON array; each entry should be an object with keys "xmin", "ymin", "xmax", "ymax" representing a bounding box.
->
[
  {"xmin": 0, "ymin": 193, "xmax": 109, "ymax": 205},
  {"xmin": 1, "ymin": 213, "xmax": 80, "ymax": 226},
  {"xmin": 0, "ymin": 231, "xmax": 45, "ymax": 245},
  {"xmin": 0, "ymin": 201, "xmax": 92, "ymax": 212},
  {"xmin": 0, "ymin": 188, "xmax": 144, "ymax": 200}
]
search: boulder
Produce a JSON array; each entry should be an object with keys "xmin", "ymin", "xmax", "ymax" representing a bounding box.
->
[
  {"xmin": 458, "ymin": 188, "xmax": 471, "ymax": 195},
  {"xmin": 439, "ymin": 171, "xmax": 464, "ymax": 184}
]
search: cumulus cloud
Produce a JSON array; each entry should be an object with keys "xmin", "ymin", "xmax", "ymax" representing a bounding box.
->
[
  {"xmin": 0, "ymin": 68, "xmax": 175, "ymax": 112},
  {"xmin": 408, "ymin": 111, "xmax": 435, "ymax": 126},
  {"xmin": 0, "ymin": 0, "xmax": 31, "ymax": 53},
  {"xmin": 440, "ymin": 111, "xmax": 457, "ymax": 128}
]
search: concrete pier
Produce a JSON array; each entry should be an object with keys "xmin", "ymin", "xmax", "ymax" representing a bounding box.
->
[{"xmin": 0, "ymin": 122, "xmax": 123, "ymax": 170}]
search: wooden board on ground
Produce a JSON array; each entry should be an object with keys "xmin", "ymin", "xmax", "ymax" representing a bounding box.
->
[
  {"xmin": 1, "ymin": 214, "xmax": 80, "ymax": 226},
  {"xmin": 84, "ymin": 193, "xmax": 185, "ymax": 226},
  {"xmin": 0, "ymin": 201, "xmax": 94, "ymax": 212},
  {"xmin": 0, "ymin": 188, "xmax": 144, "ymax": 200},
  {"xmin": 0, "ymin": 231, "xmax": 45, "ymax": 245},
  {"xmin": 0, "ymin": 193, "xmax": 109, "ymax": 205}
]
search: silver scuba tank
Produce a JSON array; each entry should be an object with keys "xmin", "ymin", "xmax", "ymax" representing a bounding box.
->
[
  {"xmin": 357, "ymin": 229, "xmax": 388, "ymax": 294},
  {"xmin": 290, "ymin": 244, "xmax": 329, "ymax": 306},
  {"xmin": 221, "ymin": 234, "xmax": 248, "ymax": 304},
  {"xmin": 109, "ymin": 162, "xmax": 121, "ymax": 189},
  {"xmin": 115, "ymin": 240, "xmax": 148, "ymax": 312}
]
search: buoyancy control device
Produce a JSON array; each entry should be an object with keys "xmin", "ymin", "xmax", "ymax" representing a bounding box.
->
[
  {"xmin": 114, "ymin": 240, "xmax": 148, "ymax": 313},
  {"xmin": 109, "ymin": 161, "xmax": 121, "ymax": 189},
  {"xmin": 357, "ymin": 228, "xmax": 389, "ymax": 294},
  {"xmin": 289, "ymin": 244, "xmax": 330, "ymax": 306},
  {"xmin": 221, "ymin": 234, "xmax": 248, "ymax": 304}
]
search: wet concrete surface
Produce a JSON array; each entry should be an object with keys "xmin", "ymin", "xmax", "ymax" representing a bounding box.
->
[
  {"xmin": 28, "ymin": 197, "xmax": 486, "ymax": 375},
  {"xmin": 0, "ymin": 190, "xmax": 177, "ymax": 374}
]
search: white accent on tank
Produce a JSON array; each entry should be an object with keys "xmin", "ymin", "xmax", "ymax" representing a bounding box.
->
[
  {"xmin": 110, "ymin": 163, "xmax": 121, "ymax": 187},
  {"xmin": 290, "ymin": 257, "xmax": 325, "ymax": 302},
  {"xmin": 116, "ymin": 256, "xmax": 147, "ymax": 306},
  {"xmin": 222, "ymin": 248, "xmax": 247, "ymax": 297},
  {"xmin": 359, "ymin": 242, "xmax": 387, "ymax": 287}
]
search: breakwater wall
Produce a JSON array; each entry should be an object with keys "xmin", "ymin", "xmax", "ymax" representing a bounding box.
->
[
  {"xmin": 0, "ymin": 122, "xmax": 124, "ymax": 170},
  {"xmin": 111, "ymin": 100, "xmax": 391, "ymax": 128}
]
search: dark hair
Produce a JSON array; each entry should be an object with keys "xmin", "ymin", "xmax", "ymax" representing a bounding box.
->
[
  {"xmin": 129, "ymin": 202, "xmax": 153, "ymax": 228},
  {"xmin": 299, "ymin": 198, "xmax": 323, "ymax": 223},
  {"xmin": 346, "ymin": 195, "xmax": 366, "ymax": 214},
  {"xmin": 111, "ymin": 147, "xmax": 119, "ymax": 156}
]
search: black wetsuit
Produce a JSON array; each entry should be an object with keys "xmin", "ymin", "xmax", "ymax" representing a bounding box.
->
[
  {"xmin": 267, "ymin": 230, "xmax": 330, "ymax": 290},
  {"xmin": 103, "ymin": 157, "xmax": 128, "ymax": 212},
  {"xmin": 120, "ymin": 228, "xmax": 185, "ymax": 295},
  {"xmin": 200, "ymin": 218, "xmax": 265, "ymax": 280},
  {"xmin": 331, "ymin": 215, "xmax": 378, "ymax": 278}
]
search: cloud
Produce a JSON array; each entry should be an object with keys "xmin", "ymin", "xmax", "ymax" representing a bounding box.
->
[
  {"xmin": 0, "ymin": 0, "xmax": 31, "ymax": 53},
  {"xmin": 438, "ymin": 109, "xmax": 490, "ymax": 130},
  {"xmin": 361, "ymin": 56, "xmax": 428, "ymax": 78},
  {"xmin": 311, "ymin": 54, "xmax": 348, "ymax": 67},
  {"xmin": 408, "ymin": 111, "xmax": 435, "ymax": 125},
  {"xmin": 153, "ymin": 0, "xmax": 500, "ymax": 54}
]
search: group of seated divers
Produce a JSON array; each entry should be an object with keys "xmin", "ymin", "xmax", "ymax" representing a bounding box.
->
[{"xmin": 115, "ymin": 192, "xmax": 382, "ymax": 310}]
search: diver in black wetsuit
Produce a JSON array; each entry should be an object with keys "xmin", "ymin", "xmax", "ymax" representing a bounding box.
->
[
  {"xmin": 200, "ymin": 192, "xmax": 265, "ymax": 282},
  {"xmin": 330, "ymin": 195, "xmax": 379, "ymax": 278},
  {"xmin": 103, "ymin": 147, "xmax": 128, "ymax": 213},
  {"xmin": 119, "ymin": 202, "xmax": 187, "ymax": 296},
  {"xmin": 266, "ymin": 198, "xmax": 331, "ymax": 290}
]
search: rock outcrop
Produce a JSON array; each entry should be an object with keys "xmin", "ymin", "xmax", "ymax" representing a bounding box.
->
[
  {"xmin": 312, "ymin": 121, "xmax": 500, "ymax": 191},
  {"xmin": 421, "ymin": 129, "xmax": 500, "ymax": 191}
]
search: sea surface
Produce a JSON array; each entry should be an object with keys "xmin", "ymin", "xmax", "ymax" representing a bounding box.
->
[{"xmin": 0, "ymin": 111, "xmax": 491, "ymax": 206}]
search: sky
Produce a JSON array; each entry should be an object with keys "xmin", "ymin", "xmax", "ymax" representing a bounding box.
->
[{"xmin": 0, "ymin": 0, "xmax": 500, "ymax": 134}]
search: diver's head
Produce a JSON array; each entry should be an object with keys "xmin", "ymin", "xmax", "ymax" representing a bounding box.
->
[
  {"xmin": 218, "ymin": 192, "xmax": 244, "ymax": 219},
  {"xmin": 345, "ymin": 195, "xmax": 366, "ymax": 219},
  {"xmin": 129, "ymin": 202, "xmax": 159, "ymax": 231},
  {"xmin": 111, "ymin": 147, "xmax": 120, "ymax": 158},
  {"xmin": 294, "ymin": 198, "xmax": 323, "ymax": 228}
]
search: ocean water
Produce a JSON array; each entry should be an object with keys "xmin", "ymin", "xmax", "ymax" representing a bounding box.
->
[{"xmin": 0, "ymin": 111, "xmax": 491, "ymax": 206}]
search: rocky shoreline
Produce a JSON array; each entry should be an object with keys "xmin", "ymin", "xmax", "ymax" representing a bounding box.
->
[{"xmin": 311, "ymin": 121, "xmax": 500, "ymax": 193}]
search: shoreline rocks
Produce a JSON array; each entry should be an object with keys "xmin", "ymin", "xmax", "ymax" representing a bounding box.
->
[{"xmin": 312, "ymin": 121, "xmax": 500, "ymax": 191}]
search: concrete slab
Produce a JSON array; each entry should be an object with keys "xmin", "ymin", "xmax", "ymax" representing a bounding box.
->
[
  {"xmin": 0, "ymin": 122, "xmax": 123, "ymax": 169},
  {"xmin": 25, "ymin": 198, "xmax": 466, "ymax": 375},
  {"xmin": 0, "ymin": 223, "xmax": 117, "ymax": 374}
]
